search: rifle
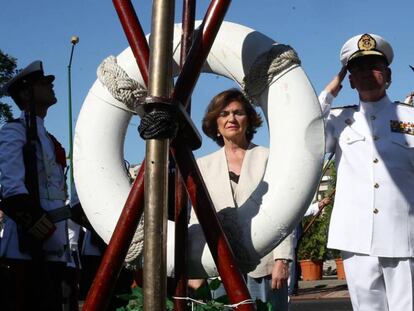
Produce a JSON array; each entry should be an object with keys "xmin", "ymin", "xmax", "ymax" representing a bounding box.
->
[
  {"xmin": 24, "ymin": 99, "xmax": 41, "ymax": 206},
  {"xmin": 17, "ymin": 97, "xmax": 56, "ymax": 259},
  {"xmin": 18, "ymin": 98, "xmax": 45, "ymax": 260}
]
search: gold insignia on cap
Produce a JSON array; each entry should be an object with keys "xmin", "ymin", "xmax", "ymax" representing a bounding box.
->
[{"xmin": 358, "ymin": 34, "xmax": 376, "ymax": 51}]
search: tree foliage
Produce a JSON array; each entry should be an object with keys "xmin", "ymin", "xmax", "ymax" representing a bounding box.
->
[
  {"xmin": 0, "ymin": 50, "xmax": 18, "ymax": 125},
  {"xmin": 298, "ymin": 208, "xmax": 330, "ymax": 261}
]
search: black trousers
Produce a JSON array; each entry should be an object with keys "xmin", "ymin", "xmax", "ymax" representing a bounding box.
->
[{"xmin": 0, "ymin": 258, "xmax": 66, "ymax": 311}]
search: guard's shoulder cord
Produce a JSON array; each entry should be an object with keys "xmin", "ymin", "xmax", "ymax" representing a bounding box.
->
[{"xmin": 47, "ymin": 132, "xmax": 67, "ymax": 170}]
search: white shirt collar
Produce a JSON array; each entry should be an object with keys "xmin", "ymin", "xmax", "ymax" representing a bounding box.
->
[{"xmin": 360, "ymin": 94, "xmax": 391, "ymax": 114}]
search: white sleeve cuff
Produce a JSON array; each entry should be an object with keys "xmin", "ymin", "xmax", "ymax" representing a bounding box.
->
[{"xmin": 304, "ymin": 202, "xmax": 320, "ymax": 217}]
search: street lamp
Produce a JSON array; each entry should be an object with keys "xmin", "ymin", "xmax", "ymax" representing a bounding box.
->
[{"xmin": 68, "ymin": 35, "xmax": 79, "ymax": 197}]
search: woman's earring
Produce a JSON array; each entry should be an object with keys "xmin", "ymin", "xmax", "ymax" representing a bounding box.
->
[
  {"xmin": 217, "ymin": 132, "xmax": 221, "ymax": 137},
  {"xmin": 385, "ymin": 80, "xmax": 391, "ymax": 89}
]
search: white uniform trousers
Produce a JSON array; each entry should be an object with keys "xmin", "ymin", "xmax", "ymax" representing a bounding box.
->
[{"xmin": 342, "ymin": 251, "xmax": 414, "ymax": 311}]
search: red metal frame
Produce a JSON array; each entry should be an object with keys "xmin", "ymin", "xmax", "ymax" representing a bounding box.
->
[
  {"xmin": 83, "ymin": 161, "xmax": 146, "ymax": 310},
  {"xmin": 113, "ymin": 0, "xmax": 149, "ymax": 87},
  {"xmin": 171, "ymin": 139, "xmax": 252, "ymax": 308},
  {"xmin": 172, "ymin": 157, "xmax": 189, "ymax": 311},
  {"xmin": 83, "ymin": 1, "xmax": 254, "ymax": 310},
  {"xmin": 173, "ymin": 0, "xmax": 232, "ymax": 108},
  {"xmin": 172, "ymin": 1, "xmax": 196, "ymax": 310}
]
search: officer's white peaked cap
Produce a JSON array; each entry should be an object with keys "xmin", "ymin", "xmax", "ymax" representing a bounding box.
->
[
  {"xmin": 2, "ymin": 60, "xmax": 55, "ymax": 96},
  {"xmin": 340, "ymin": 33, "xmax": 393, "ymax": 66}
]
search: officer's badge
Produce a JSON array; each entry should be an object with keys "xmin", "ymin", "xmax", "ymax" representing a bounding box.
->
[
  {"xmin": 390, "ymin": 120, "xmax": 414, "ymax": 135},
  {"xmin": 358, "ymin": 34, "xmax": 376, "ymax": 51}
]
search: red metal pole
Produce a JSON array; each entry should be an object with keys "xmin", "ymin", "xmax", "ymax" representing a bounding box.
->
[
  {"xmin": 173, "ymin": 1, "xmax": 196, "ymax": 310},
  {"xmin": 173, "ymin": 0, "xmax": 231, "ymax": 108},
  {"xmin": 113, "ymin": 0, "xmax": 149, "ymax": 86},
  {"xmin": 83, "ymin": 162, "xmax": 146, "ymax": 311},
  {"xmin": 171, "ymin": 1, "xmax": 253, "ymax": 307},
  {"xmin": 173, "ymin": 167, "xmax": 189, "ymax": 311},
  {"xmin": 83, "ymin": 2, "xmax": 151, "ymax": 309},
  {"xmin": 172, "ymin": 140, "xmax": 254, "ymax": 310},
  {"xmin": 180, "ymin": 0, "xmax": 196, "ymax": 72},
  {"xmin": 173, "ymin": 2, "xmax": 253, "ymax": 305}
]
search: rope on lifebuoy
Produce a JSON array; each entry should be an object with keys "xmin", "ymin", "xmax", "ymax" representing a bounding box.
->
[
  {"xmin": 97, "ymin": 55, "xmax": 147, "ymax": 267},
  {"xmin": 97, "ymin": 55, "xmax": 147, "ymax": 112},
  {"xmin": 242, "ymin": 44, "xmax": 300, "ymax": 102},
  {"xmin": 124, "ymin": 216, "xmax": 144, "ymax": 269}
]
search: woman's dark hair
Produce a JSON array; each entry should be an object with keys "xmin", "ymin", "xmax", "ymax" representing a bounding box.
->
[{"xmin": 202, "ymin": 88, "xmax": 263, "ymax": 146}]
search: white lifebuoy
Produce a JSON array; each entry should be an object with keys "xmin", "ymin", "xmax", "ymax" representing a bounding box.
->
[{"xmin": 74, "ymin": 21, "xmax": 324, "ymax": 278}]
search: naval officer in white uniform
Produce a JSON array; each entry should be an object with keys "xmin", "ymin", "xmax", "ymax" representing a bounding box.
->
[{"xmin": 319, "ymin": 34, "xmax": 414, "ymax": 311}]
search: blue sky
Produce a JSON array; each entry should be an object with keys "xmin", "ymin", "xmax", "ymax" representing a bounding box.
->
[{"xmin": 1, "ymin": 0, "xmax": 413, "ymax": 164}]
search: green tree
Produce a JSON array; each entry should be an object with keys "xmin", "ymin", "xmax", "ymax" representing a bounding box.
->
[
  {"xmin": 0, "ymin": 50, "xmax": 18, "ymax": 125},
  {"xmin": 324, "ymin": 161, "xmax": 340, "ymax": 259},
  {"xmin": 298, "ymin": 160, "xmax": 337, "ymax": 261}
]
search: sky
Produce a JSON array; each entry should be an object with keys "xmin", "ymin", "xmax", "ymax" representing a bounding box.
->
[{"xmin": 1, "ymin": 0, "xmax": 414, "ymax": 166}]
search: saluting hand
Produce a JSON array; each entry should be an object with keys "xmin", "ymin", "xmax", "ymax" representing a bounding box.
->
[
  {"xmin": 324, "ymin": 66, "xmax": 347, "ymax": 97},
  {"xmin": 318, "ymin": 197, "xmax": 332, "ymax": 210}
]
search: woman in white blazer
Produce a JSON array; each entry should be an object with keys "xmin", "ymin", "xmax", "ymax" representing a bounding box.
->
[{"xmin": 190, "ymin": 89, "xmax": 293, "ymax": 310}]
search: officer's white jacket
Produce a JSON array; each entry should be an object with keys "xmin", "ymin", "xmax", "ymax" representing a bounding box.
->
[
  {"xmin": 320, "ymin": 91, "xmax": 414, "ymax": 257},
  {"xmin": 0, "ymin": 112, "xmax": 69, "ymax": 261},
  {"xmin": 192, "ymin": 144, "xmax": 293, "ymax": 278}
]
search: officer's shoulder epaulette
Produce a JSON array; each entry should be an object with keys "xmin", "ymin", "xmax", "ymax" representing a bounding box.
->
[
  {"xmin": 331, "ymin": 105, "xmax": 358, "ymax": 110},
  {"xmin": 394, "ymin": 101, "xmax": 414, "ymax": 108}
]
